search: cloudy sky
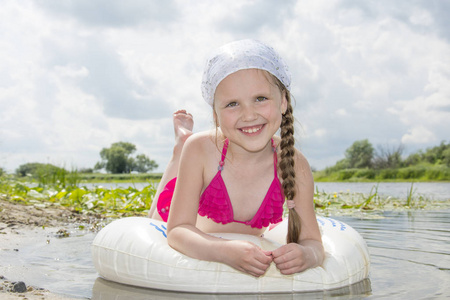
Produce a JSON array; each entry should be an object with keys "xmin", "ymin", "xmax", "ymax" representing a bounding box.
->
[{"xmin": 1, "ymin": 0, "xmax": 449, "ymax": 173}]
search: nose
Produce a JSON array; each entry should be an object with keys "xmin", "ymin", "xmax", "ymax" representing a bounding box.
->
[{"xmin": 241, "ymin": 104, "xmax": 257, "ymax": 122}]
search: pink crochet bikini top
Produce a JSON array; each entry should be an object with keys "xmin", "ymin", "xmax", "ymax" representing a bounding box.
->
[{"xmin": 198, "ymin": 139, "xmax": 285, "ymax": 229}]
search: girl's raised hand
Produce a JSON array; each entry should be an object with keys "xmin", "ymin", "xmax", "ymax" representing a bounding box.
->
[
  {"xmin": 222, "ymin": 240, "xmax": 273, "ymax": 277},
  {"xmin": 272, "ymin": 243, "xmax": 316, "ymax": 275}
]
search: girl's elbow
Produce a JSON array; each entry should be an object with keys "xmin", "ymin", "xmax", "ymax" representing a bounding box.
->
[
  {"xmin": 166, "ymin": 224, "xmax": 188, "ymax": 249},
  {"xmin": 315, "ymin": 244, "xmax": 325, "ymax": 266},
  {"xmin": 166, "ymin": 228, "xmax": 178, "ymax": 249}
]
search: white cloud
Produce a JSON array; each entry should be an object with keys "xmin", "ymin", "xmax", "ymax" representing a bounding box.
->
[
  {"xmin": 36, "ymin": 0, "xmax": 180, "ymax": 28},
  {"xmin": 409, "ymin": 7, "xmax": 434, "ymax": 27},
  {"xmin": 54, "ymin": 64, "xmax": 89, "ymax": 78},
  {"xmin": 1, "ymin": 0, "xmax": 450, "ymax": 172},
  {"xmin": 313, "ymin": 129, "xmax": 327, "ymax": 138},
  {"xmin": 335, "ymin": 109, "xmax": 347, "ymax": 116},
  {"xmin": 402, "ymin": 126, "xmax": 437, "ymax": 144}
]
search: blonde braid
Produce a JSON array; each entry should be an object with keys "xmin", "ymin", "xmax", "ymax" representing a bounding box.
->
[{"xmin": 279, "ymin": 92, "xmax": 301, "ymax": 244}]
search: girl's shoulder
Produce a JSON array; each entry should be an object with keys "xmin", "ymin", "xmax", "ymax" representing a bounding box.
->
[
  {"xmin": 183, "ymin": 130, "xmax": 224, "ymax": 156},
  {"xmin": 180, "ymin": 131, "xmax": 226, "ymax": 174},
  {"xmin": 293, "ymin": 147, "xmax": 313, "ymax": 178},
  {"xmin": 185, "ymin": 130, "xmax": 216, "ymax": 145},
  {"xmin": 273, "ymin": 135, "xmax": 311, "ymax": 173}
]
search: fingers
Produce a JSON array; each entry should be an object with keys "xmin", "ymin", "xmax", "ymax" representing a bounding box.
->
[
  {"xmin": 275, "ymin": 259, "xmax": 305, "ymax": 275},
  {"xmin": 258, "ymin": 250, "xmax": 273, "ymax": 264},
  {"xmin": 235, "ymin": 260, "xmax": 269, "ymax": 277},
  {"xmin": 246, "ymin": 250, "xmax": 273, "ymax": 277},
  {"xmin": 278, "ymin": 265, "xmax": 303, "ymax": 275},
  {"xmin": 272, "ymin": 243, "xmax": 307, "ymax": 275},
  {"xmin": 272, "ymin": 243, "xmax": 292, "ymax": 260},
  {"xmin": 237, "ymin": 243, "xmax": 315, "ymax": 276},
  {"xmin": 245, "ymin": 261, "xmax": 271, "ymax": 277},
  {"xmin": 234, "ymin": 242, "xmax": 273, "ymax": 277}
]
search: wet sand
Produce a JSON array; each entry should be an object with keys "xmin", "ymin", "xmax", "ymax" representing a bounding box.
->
[{"xmin": 0, "ymin": 198, "xmax": 101, "ymax": 299}]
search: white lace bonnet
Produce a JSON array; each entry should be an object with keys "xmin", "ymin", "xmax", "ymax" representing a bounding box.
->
[{"xmin": 201, "ymin": 39, "xmax": 291, "ymax": 107}]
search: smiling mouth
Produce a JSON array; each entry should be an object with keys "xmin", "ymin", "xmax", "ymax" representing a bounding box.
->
[{"xmin": 240, "ymin": 125, "xmax": 264, "ymax": 134}]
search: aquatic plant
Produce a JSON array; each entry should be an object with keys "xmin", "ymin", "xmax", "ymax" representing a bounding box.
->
[
  {"xmin": 403, "ymin": 182, "xmax": 428, "ymax": 208},
  {"xmin": 52, "ymin": 184, "xmax": 156, "ymax": 217},
  {"xmin": 311, "ymin": 183, "xmax": 445, "ymax": 217},
  {"xmin": 0, "ymin": 175, "xmax": 156, "ymax": 218}
]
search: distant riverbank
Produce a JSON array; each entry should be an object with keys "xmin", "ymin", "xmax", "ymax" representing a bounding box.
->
[
  {"xmin": 313, "ymin": 165, "xmax": 450, "ymax": 182},
  {"xmin": 78, "ymin": 172, "xmax": 162, "ymax": 183},
  {"xmin": 75, "ymin": 167, "xmax": 450, "ymax": 183}
]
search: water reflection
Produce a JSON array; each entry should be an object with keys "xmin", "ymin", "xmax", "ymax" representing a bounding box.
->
[
  {"xmin": 339, "ymin": 210, "xmax": 450, "ymax": 299},
  {"xmin": 91, "ymin": 277, "xmax": 372, "ymax": 300},
  {"xmin": 0, "ymin": 226, "xmax": 97, "ymax": 298}
]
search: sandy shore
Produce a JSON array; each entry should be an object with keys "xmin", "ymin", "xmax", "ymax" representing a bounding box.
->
[{"xmin": 0, "ymin": 198, "xmax": 101, "ymax": 299}]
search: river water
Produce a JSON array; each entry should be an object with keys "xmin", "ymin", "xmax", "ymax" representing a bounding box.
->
[
  {"xmin": 91, "ymin": 181, "xmax": 450, "ymax": 201},
  {"xmin": 315, "ymin": 181, "xmax": 450, "ymax": 201},
  {"xmin": 1, "ymin": 183, "xmax": 450, "ymax": 299}
]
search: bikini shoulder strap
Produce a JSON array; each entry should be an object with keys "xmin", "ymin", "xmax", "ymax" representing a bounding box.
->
[{"xmin": 218, "ymin": 138, "xmax": 229, "ymax": 171}]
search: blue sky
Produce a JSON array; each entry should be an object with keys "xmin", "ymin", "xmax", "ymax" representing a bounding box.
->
[{"xmin": 1, "ymin": 0, "xmax": 449, "ymax": 173}]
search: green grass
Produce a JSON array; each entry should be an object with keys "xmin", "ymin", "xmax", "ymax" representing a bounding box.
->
[
  {"xmin": 314, "ymin": 165, "xmax": 450, "ymax": 182},
  {"xmin": 78, "ymin": 172, "xmax": 163, "ymax": 183}
]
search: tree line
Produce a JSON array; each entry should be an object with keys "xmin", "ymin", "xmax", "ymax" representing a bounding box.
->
[
  {"xmin": 328, "ymin": 139, "xmax": 450, "ymax": 171},
  {"xmin": 7, "ymin": 140, "xmax": 450, "ymax": 180},
  {"xmin": 13, "ymin": 141, "xmax": 158, "ymax": 177},
  {"xmin": 318, "ymin": 140, "xmax": 450, "ymax": 181}
]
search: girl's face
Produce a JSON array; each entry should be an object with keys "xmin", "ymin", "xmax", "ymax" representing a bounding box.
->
[{"xmin": 213, "ymin": 69, "xmax": 287, "ymax": 153}]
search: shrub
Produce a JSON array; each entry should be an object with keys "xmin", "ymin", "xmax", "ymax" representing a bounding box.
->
[
  {"xmin": 424, "ymin": 166, "xmax": 450, "ymax": 180},
  {"xmin": 16, "ymin": 163, "xmax": 64, "ymax": 177},
  {"xmin": 354, "ymin": 168, "xmax": 376, "ymax": 179},
  {"xmin": 78, "ymin": 168, "xmax": 94, "ymax": 174},
  {"xmin": 338, "ymin": 169, "xmax": 357, "ymax": 180},
  {"xmin": 377, "ymin": 169, "xmax": 398, "ymax": 180},
  {"xmin": 397, "ymin": 167, "xmax": 426, "ymax": 179},
  {"xmin": 324, "ymin": 158, "xmax": 349, "ymax": 174},
  {"xmin": 15, "ymin": 163, "xmax": 80, "ymax": 188}
]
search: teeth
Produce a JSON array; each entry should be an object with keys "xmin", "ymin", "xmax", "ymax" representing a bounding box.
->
[{"xmin": 242, "ymin": 126, "xmax": 261, "ymax": 133}]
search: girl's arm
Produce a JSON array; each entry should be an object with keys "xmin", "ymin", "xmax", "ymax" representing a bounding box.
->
[
  {"xmin": 166, "ymin": 135, "xmax": 273, "ymax": 277},
  {"xmin": 272, "ymin": 150, "xmax": 325, "ymax": 274}
]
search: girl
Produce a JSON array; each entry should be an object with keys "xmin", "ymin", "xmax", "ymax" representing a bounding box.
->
[{"xmin": 148, "ymin": 39, "xmax": 324, "ymax": 277}]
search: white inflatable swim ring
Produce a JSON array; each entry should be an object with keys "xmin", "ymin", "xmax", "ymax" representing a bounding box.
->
[{"xmin": 92, "ymin": 216, "xmax": 370, "ymax": 293}]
